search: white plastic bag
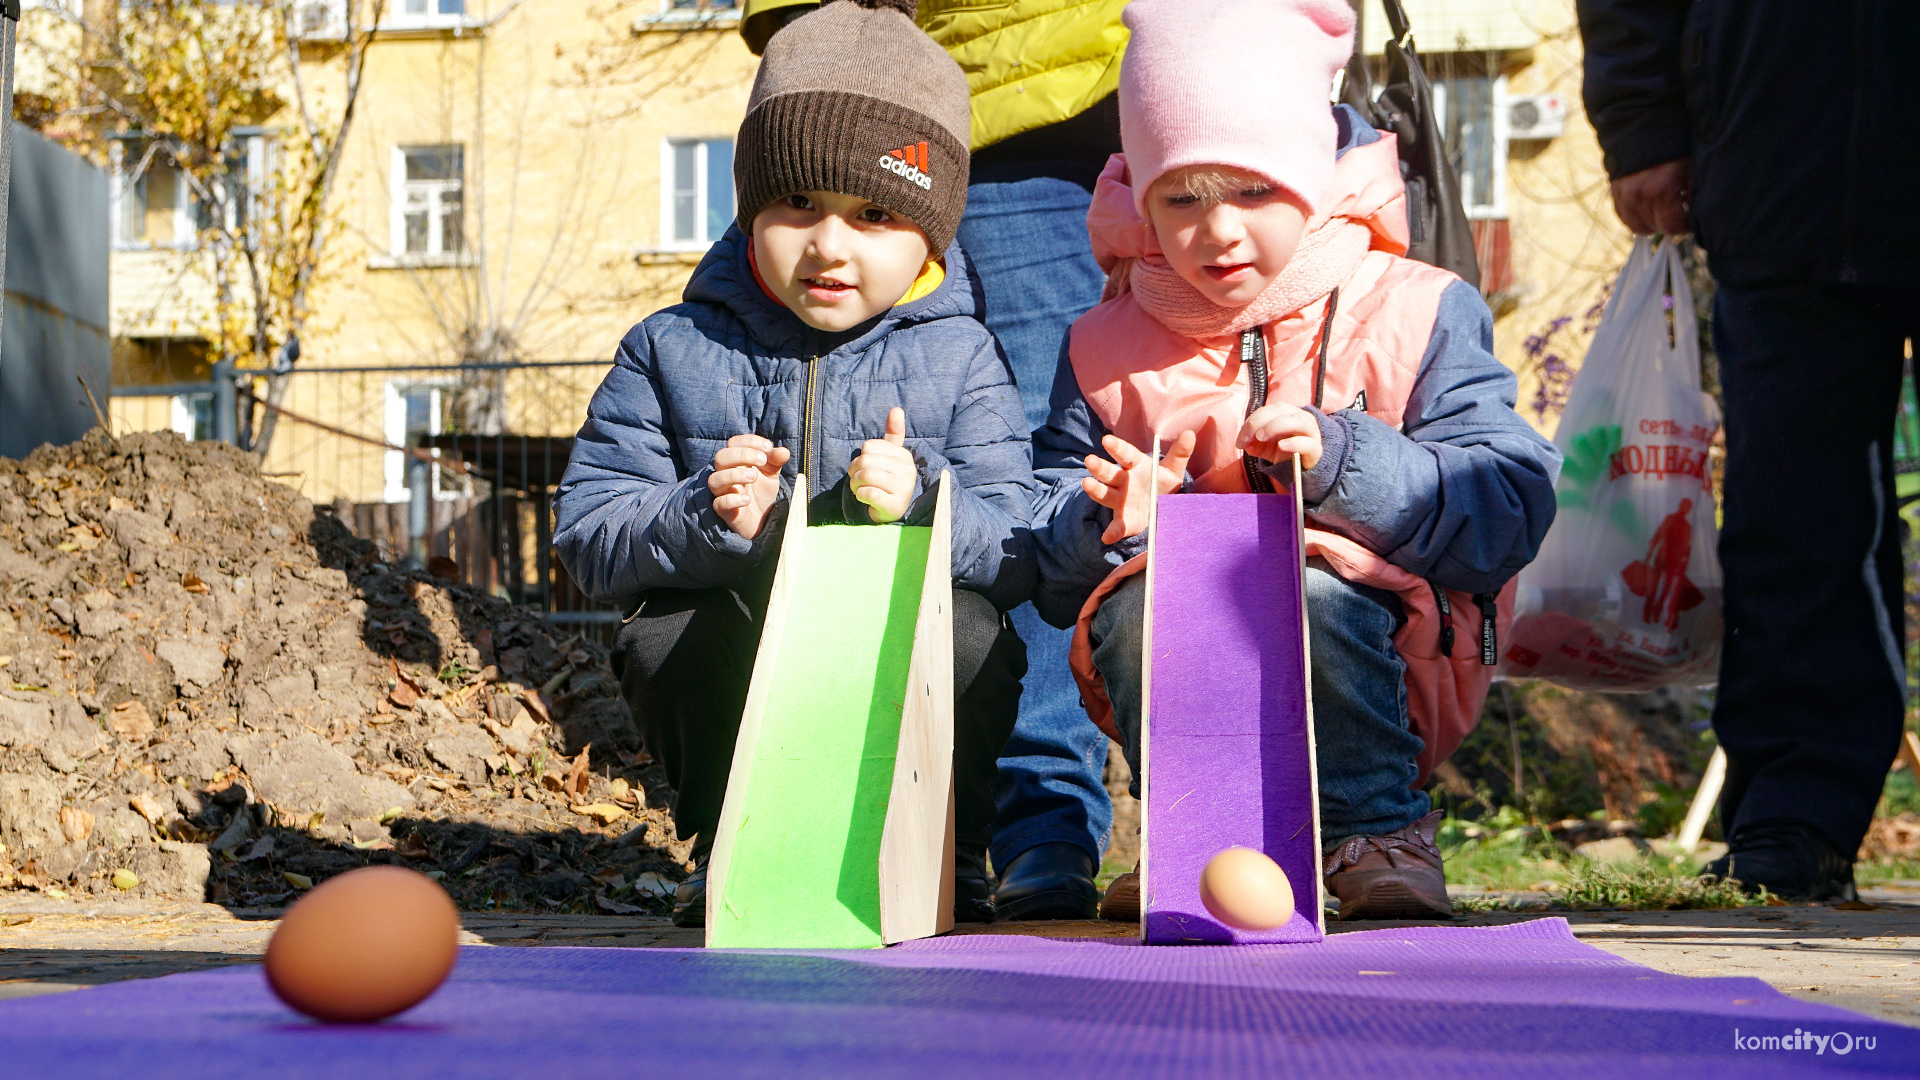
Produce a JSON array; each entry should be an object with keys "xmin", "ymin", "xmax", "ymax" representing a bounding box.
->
[{"xmin": 1500, "ymin": 237, "xmax": 1722, "ymax": 690}]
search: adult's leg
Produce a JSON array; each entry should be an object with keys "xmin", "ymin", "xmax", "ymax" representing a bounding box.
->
[
  {"xmin": 957, "ymin": 177, "xmax": 1114, "ymax": 891},
  {"xmin": 1710, "ymin": 281, "xmax": 1913, "ymax": 880},
  {"xmin": 610, "ymin": 583, "xmax": 767, "ymax": 863}
]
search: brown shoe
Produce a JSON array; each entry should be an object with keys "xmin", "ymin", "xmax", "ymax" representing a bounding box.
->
[
  {"xmin": 1098, "ymin": 867, "xmax": 1140, "ymax": 922},
  {"xmin": 1322, "ymin": 810, "xmax": 1452, "ymax": 921}
]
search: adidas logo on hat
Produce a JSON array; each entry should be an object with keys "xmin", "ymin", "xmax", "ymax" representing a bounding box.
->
[{"xmin": 879, "ymin": 141, "xmax": 933, "ymax": 190}]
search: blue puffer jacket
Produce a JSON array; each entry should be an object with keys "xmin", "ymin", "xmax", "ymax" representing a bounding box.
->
[{"xmin": 553, "ymin": 226, "xmax": 1037, "ymax": 611}]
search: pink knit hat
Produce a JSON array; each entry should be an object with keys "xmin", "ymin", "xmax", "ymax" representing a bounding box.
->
[{"xmin": 1118, "ymin": 0, "xmax": 1356, "ymax": 218}]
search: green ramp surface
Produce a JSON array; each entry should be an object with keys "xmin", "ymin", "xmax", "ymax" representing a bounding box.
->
[{"xmin": 710, "ymin": 524, "xmax": 930, "ymax": 949}]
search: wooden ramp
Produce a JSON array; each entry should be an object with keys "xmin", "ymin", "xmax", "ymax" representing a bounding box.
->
[
  {"xmin": 705, "ymin": 475, "xmax": 954, "ymax": 949},
  {"xmin": 1141, "ymin": 457, "xmax": 1323, "ymax": 944}
]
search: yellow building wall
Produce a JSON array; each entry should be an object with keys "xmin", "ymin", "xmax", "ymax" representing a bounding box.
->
[
  {"xmin": 98, "ymin": 6, "xmax": 759, "ymax": 506},
  {"xmin": 1491, "ymin": 0, "xmax": 1631, "ymax": 440}
]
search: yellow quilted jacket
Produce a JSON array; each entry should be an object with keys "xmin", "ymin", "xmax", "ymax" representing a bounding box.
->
[{"xmin": 740, "ymin": 0, "xmax": 1130, "ymax": 151}]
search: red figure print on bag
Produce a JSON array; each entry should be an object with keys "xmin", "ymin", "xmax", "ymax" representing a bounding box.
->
[{"xmin": 1621, "ymin": 498, "xmax": 1705, "ymax": 631}]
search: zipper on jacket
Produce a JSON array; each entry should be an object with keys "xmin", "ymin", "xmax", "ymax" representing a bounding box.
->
[
  {"xmin": 1240, "ymin": 328, "xmax": 1274, "ymax": 494},
  {"xmin": 1431, "ymin": 582, "xmax": 1453, "ymax": 657},
  {"xmin": 801, "ymin": 353, "xmax": 821, "ymax": 503},
  {"xmin": 1473, "ymin": 592, "xmax": 1497, "ymax": 666}
]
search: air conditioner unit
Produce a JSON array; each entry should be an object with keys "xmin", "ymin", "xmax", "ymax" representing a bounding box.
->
[
  {"xmin": 294, "ymin": 0, "xmax": 347, "ymax": 41},
  {"xmin": 1506, "ymin": 92, "xmax": 1568, "ymax": 140}
]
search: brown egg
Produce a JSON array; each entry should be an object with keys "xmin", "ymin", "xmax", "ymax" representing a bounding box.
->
[
  {"xmin": 1198, "ymin": 846, "xmax": 1296, "ymax": 931},
  {"xmin": 265, "ymin": 865, "xmax": 459, "ymax": 1023}
]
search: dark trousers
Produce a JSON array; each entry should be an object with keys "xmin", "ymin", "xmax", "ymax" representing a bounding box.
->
[
  {"xmin": 1712, "ymin": 279, "xmax": 1919, "ymax": 855},
  {"xmin": 611, "ymin": 568, "xmax": 1026, "ymax": 862}
]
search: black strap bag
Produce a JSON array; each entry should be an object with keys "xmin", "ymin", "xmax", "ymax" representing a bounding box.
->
[{"xmin": 1340, "ymin": 0, "xmax": 1482, "ymax": 286}]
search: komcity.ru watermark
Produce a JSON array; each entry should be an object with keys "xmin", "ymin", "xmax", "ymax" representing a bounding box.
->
[{"xmin": 1734, "ymin": 1028, "xmax": 1877, "ymax": 1055}]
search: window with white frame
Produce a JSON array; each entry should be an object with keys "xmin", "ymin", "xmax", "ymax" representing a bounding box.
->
[
  {"xmin": 392, "ymin": 145, "xmax": 465, "ymax": 259},
  {"xmin": 388, "ymin": 0, "xmax": 467, "ymax": 28},
  {"xmin": 170, "ymin": 393, "xmax": 215, "ymax": 442},
  {"xmin": 662, "ymin": 138, "xmax": 734, "ymax": 248},
  {"xmin": 1433, "ymin": 73, "xmax": 1509, "ymax": 219},
  {"xmin": 383, "ymin": 382, "xmax": 467, "ymax": 502},
  {"xmin": 112, "ymin": 136, "xmax": 268, "ymax": 249}
]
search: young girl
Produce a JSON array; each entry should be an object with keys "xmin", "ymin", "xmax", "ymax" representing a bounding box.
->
[{"xmin": 1028, "ymin": 0, "xmax": 1561, "ymax": 921}]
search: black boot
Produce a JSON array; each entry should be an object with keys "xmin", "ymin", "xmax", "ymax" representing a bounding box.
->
[
  {"xmin": 672, "ymin": 853, "xmax": 709, "ymax": 928},
  {"xmin": 992, "ymin": 842, "xmax": 1098, "ymax": 920},
  {"xmin": 954, "ymin": 842, "xmax": 995, "ymax": 924},
  {"xmin": 1702, "ymin": 819, "xmax": 1858, "ymax": 901}
]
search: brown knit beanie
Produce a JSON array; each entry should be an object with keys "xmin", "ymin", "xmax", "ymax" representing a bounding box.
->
[{"xmin": 734, "ymin": 0, "xmax": 970, "ymax": 255}]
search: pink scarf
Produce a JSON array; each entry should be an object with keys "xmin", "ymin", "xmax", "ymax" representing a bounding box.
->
[{"xmin": 1088, "ymin": 154, "xmax": 1374, "ymax": 340}]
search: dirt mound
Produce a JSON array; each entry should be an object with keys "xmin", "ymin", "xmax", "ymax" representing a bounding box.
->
[{"xmin": 0, "ymin": 431, "xmax": 687, "ymax": 912}]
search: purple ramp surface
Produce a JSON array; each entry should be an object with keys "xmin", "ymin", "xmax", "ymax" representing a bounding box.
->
[
  {"xmin": 1147, "ymin": 492, "xmax": 1316, "ymax": 944},
  {"xmin": 0, "ymin": 920, "xmax": 1912, "ymax": 1078}
]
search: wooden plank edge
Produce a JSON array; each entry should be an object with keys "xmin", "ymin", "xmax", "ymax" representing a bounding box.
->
[{"xmin": 879, "ymin": 471, "xmax": 955, "ymax": 944}]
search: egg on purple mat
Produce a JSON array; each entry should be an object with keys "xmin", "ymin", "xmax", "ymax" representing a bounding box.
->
[
  {"xmin": 1198, "ymin": 846, "xmax": 1296, "ymax": 931},
  {"xmin": 264, "ymin": 865, "xmax": 460, "ymax": 1023}
]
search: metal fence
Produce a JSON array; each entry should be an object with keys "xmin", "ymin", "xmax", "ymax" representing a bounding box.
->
[{"xmin": 111, "ymin": 359, "xmax": 622, "ymax": 641}]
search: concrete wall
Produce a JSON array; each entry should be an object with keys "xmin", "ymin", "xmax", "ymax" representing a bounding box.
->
[{"xmin": 0, "ymin": 123, "xmax": 110, "ymax": 459}]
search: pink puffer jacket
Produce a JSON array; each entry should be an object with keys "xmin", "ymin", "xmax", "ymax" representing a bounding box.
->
[{"xmin": 1064, "ymin": 136, "xmax": 1510, "ymax": 785}]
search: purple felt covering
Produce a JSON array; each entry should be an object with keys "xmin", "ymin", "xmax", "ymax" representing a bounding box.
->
[
  {"xmin": 2, "ymin": 920, "xmax": 1911, "ymax": 1078},
  {"xmin": 1146, "ymin": 493, "xmax": 1317, "ymax": 944}
]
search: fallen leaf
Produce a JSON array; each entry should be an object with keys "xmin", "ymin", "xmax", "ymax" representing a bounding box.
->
[
  {"xmin": 58, "ymin": 805, "xmax": 94, "ymax": 843},
  {"xmin": 378, "ymin": 805, "xmax": 405, "ymax": 824},
  {"xmin": 632, "ymin": 871, "xmax": 675, "ymax": 899},
  {"xmin": 0, "ymin": 656, "xmax": 11, "ymax": 670},
  {"xmin": 570, "ymin": 803, "xmax": 628, "ymax": 825},
  {"xmin": 517, "ymin": 689, "xmax": 551, "ymax": 725},
  {"xmin": 568, "ymin": 649, "xmax": 592, "ymax": 668},
  {"xmin": 608, "ymin": 777, "xmax": 634, "ymax": 805},
  {"xmin": 242, "ymin": 835, "xmax": 275, "ymax": 862},
  {"xmin": 42, "ymin": 887, "xmax": 68, "ymax": 899},
  {"xmin": 109, "ymin": 700, "xmax": 155, "ymax": 739},
  {"xmin": 1834, "ymin": 900, "xmax": 1879, "ymax": 911},
  {"xmin": 427, "ymin": 556, "xmax": 460, "ymax": 581},
  {"xmin": 395, "ymin": 834, "xmax": 431, "ymax": 859},
  {"xmin": 110, "ymin": 869, "xmax": 139, "ymax": 890},
  {"xmin": 283, "ymin": 871, "xmax": 314, "ymax": 890},
  {"xmin": 307, "ymin": 810, "xmax": 325, "ymax": 832},
  {"xmin": 540, "ymin": 773, "xmax": 567, "ymax": 793},
  {"xmin": 128, "ymin": 792, "xmax": 167, "ymax": 827},
  {"xmin": 352, "ymin": 838, "xmax": 395, "ymax": 851},
  {"xmin": 389, "ymin": 680, "xmax": 420, "ymax": 710},
  {"xmin": 594, "ymin": 892, "xmax": 644, "ymax": 915},
  {"xmin": 181, "ymin": 572, "xmax": 210, "ymax": 594},
  {"xmin": 565, "ymin": 743, "xmax": 593, "ymax": 801},
  {"xmin": 590, "ymin": 868, "xmax": 626, "ymax": 887}
]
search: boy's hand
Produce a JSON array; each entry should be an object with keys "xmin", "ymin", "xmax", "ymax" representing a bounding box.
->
[
  {"xmin": 849, "ymin": 407, "xmax": 915, "ymax": 524},
  {"xmin": 708, "ymin": 434, "xmax": 790, "ymax": 540},
  {"xmin": 1083, "ymin": 430, "xmax": 1197, "ymax": 544},
  {"xmin": 1237, "ymin": 403, "xmax": 1322, "ymax": 470}
]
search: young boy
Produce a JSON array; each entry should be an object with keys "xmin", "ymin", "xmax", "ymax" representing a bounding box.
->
[
  {"xmin": 1029, "ymin": 0, "xmax": 1562, "ymax": 920},
  {"xmin": 553, "ymin": 0, "xmax": 1033, "ymax": 928}
]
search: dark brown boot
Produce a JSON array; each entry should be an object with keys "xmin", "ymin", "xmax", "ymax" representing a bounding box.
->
[
  {"xmin": 1322, "ymin": 810, "xmax": 1452, "ymax": 921},
  {"xmin": 1098, "ymin": 866, "xmax": 1139, "ymax": 922}
]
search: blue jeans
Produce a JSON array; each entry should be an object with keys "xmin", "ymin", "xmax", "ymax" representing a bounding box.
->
[
  {"xmin": 1089, "ymin": 560, "xmax": 1430, "ymax": 841},
  {"xmin": 957, "ymin": 177, "xmax": 1113, "ymax": 867}
]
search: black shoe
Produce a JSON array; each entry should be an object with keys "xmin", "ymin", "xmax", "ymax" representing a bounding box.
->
[
  {"xmin": 954, "ymin": 843, "xmax": 995, "ymax": 924},
  {"xmin": 1702, "ymin": 819, "xmax": 1858, "ymax": 902},
  {"xmin": 672, "ymin": 855, "xmax": 708, "ymax": 928},
  {"xmin": 992, "ymin": 842, "xmax": 1098, "ymax": 920}
]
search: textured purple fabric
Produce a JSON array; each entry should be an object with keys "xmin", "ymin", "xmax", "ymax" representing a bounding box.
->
[
  {"xmin": 1146, "ymin": 493, "xmax": 1318, "ymax": 944},
  {"xmin": 1, "ymin": 920, "xmax": 1911, "ymax": 1077}
]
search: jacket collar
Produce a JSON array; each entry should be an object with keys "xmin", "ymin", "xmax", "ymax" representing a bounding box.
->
[{"xmin": 683, "ymin": 224, "xmax": 980, "ymax": 357}]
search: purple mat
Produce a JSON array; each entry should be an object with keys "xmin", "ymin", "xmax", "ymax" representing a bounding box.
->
[
  {"xmin": 1147, "ymin": 493, "xmax": 1319, "ymax": 944},
  {"xmin": 2, "ymin": 920, "xmax": 1910, "ymax": 1078}
]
